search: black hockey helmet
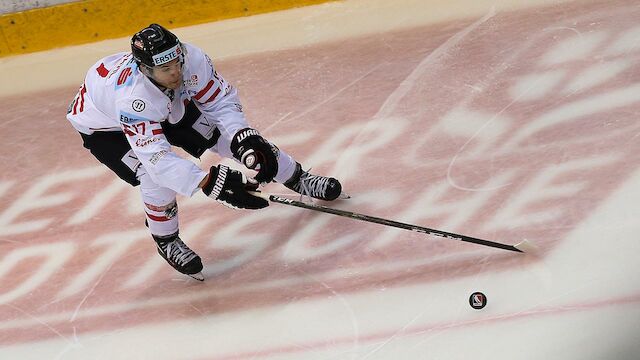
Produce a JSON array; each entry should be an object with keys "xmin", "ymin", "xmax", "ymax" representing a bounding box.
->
[{"xmin": 131, "ymin": 24, "xmax": 184, "ymax": 68}]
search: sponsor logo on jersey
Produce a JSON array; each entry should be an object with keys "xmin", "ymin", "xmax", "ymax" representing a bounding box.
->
[
  {"xmin": 114, "ymin": 61, "xmax": 138, "ymax": 90},
  {"xmin": 107, "ymin": 55, "xmax": 129, "ymax": 80},
  {"xmin": 132, "ymin": 99, "xmax": 146, "ymax": 112},
  {"xmin": 184, "ymin": 74, "xmax": 198, "ymax": 87},
  {"xmin": 152, "ymin": 44, "xmax": 182, "ymax": 66},
  {"xmin": 117, "ymin": 68, "xmax": 133, "ymax": 86},
  {"xmin": 149, "ymin": 150, "xmax": 168, "ymax": 165},
  {"xmin": 119, "ymin": 111, "xmax": 148, "ymax": 124},
  {"xmin": 135, "ymin": 137, "xmax": 158, "ymax": 147}
]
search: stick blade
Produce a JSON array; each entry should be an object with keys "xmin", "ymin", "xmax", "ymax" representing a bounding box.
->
[{"xmin": 513, "ymin": 239, "xmax": 538, "ymax": 254}]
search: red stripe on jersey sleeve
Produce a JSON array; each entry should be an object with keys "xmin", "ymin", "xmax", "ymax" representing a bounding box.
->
[
  {"xmin": 78, "ymin": 85, "xmax": 86, "ymax": 113},
  {"xmin": 194, "ymin": 80, "xmax": 215, "ymax": 100},
  {"xmin": 152, "ymin": 129, "xmax": 164, "ymax": 135},
  {"xmin": 204, "ymin": 87, "xmax": 221, "ymax": 103},
  {"xmin": 145, "ymin": 212, "xmax": 171, "ymax": 222}
]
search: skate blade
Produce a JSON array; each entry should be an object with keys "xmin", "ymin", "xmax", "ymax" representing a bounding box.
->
[
  {"xmin": 188, "ymin": 272, "xmax": 205, "ymax": 281},
  {"xmin": 338, "ymin": 192, "xmax": 351, "ymax": 200}
]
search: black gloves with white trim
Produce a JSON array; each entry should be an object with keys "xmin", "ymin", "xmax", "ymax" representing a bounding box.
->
[
  {"xmin": 230, "ymin": 128, "xmax": 279, "ymax": 184},
  {"xmin": 202, "ymin": 165, "xmax": 268, "ymax": 209}
]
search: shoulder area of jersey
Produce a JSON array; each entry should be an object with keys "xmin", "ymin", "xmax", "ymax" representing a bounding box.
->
[
  {"xmin": 117, "ymin": 94, "xmax": 169, "ymax": 124},
  {"xmin": 94, "ymin": 53, "xmax": 148, "ymax": 89},
  {"xmin": 179, "ymin": 43, "xmax": 209, "ymax": 71},
  {"xmin": 181, "ymin": 42, "xmax": 204, "ymax": 55},
  {"xmin": 112, "ymin": 66, "xmax": 168, "ymax": 101}
]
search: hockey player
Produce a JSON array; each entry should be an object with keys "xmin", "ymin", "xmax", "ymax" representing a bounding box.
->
[{"xmin": 66, "ymin": 23, "xmax": 344, "ymax": 281}]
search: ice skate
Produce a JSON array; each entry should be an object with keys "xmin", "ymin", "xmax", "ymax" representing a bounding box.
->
[
  {"xmin": 153, "ymin": 232, "xmax": 204, "ymax": 281},
  {"xmin": 284, "ymin": 163, "xmax": 349, "ymax": 201}
]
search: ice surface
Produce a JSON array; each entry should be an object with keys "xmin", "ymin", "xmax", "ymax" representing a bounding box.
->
[{"xmin": 0, "ymin": 0, "xmax": 639, "ymax": 359}]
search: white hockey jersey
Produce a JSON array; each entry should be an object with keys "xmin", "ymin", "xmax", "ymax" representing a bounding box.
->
[{"xmin": 67, "ymin": 43, "xmax": 248, "ymax": 196}]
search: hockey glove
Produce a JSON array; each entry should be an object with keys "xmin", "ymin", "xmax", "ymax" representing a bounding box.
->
[
  {"xmin": 230, "ymin": 128, "xmax": 279, "ymax": 184},
  {"xmin": 202, "ymin": 165, "xmax": 269, "ymax": 210}
]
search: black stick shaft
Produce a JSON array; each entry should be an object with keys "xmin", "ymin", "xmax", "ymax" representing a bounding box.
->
[{"xmin": 265, "ymin": 194, "xmax": 522, "ymax": 253}]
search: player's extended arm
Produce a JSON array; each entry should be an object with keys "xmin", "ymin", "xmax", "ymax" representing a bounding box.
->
[
  {"xmin": 230, "ymin": 128, "xmax": 279, "ymax": 184},
  {"xmin": 200, "ymin": 164, "xmax": 268, "ymax": 209}
]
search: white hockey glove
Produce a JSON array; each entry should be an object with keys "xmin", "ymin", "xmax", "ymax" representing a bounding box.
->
[
  {"xmin": 202, "ymin": 165, "xmax": 269, "ymax": 209},
  {"xmin": 230, "ymin": 128, "xmax": 279, "ymax": 184}
]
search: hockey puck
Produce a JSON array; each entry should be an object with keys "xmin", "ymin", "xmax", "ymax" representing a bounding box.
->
[{"xmin": 469, "ymin": 292, "xmax": 487, "ymax": 310}]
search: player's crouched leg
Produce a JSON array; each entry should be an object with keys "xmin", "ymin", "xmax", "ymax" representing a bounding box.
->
[
  {"xmin": 152, "ymin": 231, "xmax": 204, "ymax": 281},
  {"xmin": 140, "ymin": 172, "xmax": 204, "ymax": 281}
]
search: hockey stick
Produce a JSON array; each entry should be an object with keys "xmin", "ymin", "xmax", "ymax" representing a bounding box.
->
[{"xmin": 252, "ymin": 192, "xmax": 532, "ymax": 253}]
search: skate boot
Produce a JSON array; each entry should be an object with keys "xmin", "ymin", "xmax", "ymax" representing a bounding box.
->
[
  {"xmin": 153, "ymin": 232, "xmax": 204, "ymax": 281},
  {"xmin": 284, "ymin": 162, "xmax": 347, "ymax": 201}
]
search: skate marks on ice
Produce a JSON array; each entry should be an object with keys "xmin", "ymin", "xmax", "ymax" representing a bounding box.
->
[{"xmin": 0, "ymin": 0, "xmax": 640, "ymax": 357}]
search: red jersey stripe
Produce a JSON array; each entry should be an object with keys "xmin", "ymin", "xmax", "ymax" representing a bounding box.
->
[
  {"xmin": 152, "ymin": 129, "xmax": 163, "ymax": 135},
  {"xmin": 204, "ymin": 87, "xmax": 221, "ymax": 103},
  {"xmin": 145, "ymin": 212, "xmax": 170, "ymax": 222},
  {"xmin": 78, "ymin": 85, "xmax": 86, "ymax": 113},
  {"xmin": 194, "ymin": 80, "xmax": 215, "ymax": 100}
]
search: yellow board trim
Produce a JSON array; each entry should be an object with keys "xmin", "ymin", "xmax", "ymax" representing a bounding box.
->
[{"xmin": 0, "ymin": 0, "xmax": 336, "ymax": 57}]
